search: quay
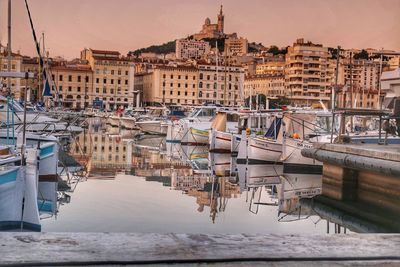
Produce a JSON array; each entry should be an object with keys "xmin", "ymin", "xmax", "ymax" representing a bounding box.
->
[
  {"xmin": 1, "ymin": 233, "xmax": 400, "ymax": 266},
  {"xmin": 302, "ymin": 143, "xmax": 400, "ymax": 232}
]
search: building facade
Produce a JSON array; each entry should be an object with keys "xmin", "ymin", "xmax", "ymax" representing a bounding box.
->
[
  {"xmin": 0, "ymin": 52, "xmax": 23, "ymax": 99},
  {"xmin": 175, "ymin": 39, "xmax": 210, "ymax": 60},
  {"xmin": 244, "ymin": 74, "xmax": 286, "ymax": 99},
  {"xmin": 81, "ymin": 48, "xmax": 135, "ymax": 110},
  {"xmin": 142, "ymin": 65, "xmax": 199, "ymax": 105},
  {"xmin": 51, "ymin": 64, "xmax": 93, "ymax": 110},
  {"xmin": 197, "ymin": 63, "xmax": 244, "ymax": 106},
  {"xmin": 285, "ymin": 39, "xmax": 331, "ymax": 106},
  {"xmin": 255, "ymin": 58, "xmax": 285, "ymax": 75},
  {"xmin": 225, "ymin": 36, "xmax": 248, "ymax": 56}
]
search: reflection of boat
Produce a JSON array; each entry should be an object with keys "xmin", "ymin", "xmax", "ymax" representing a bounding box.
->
[
  {"xmin": 209, "ymin": 153, "xmax": 232, "ymax": 177},
  {"xmin": 167, "ymin": 106, "xmax": 217, "ymax": 145},
  {"xmin": 276, "ymin": 174, "xmax": 321, "ymax": 221}
]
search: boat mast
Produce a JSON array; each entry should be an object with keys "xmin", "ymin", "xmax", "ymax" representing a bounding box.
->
[
  {"xmin": 7, "ymin": 0, "xmax": 12, "ymax": 96},
  {"xmin": 215, "ymin": 41, "xmax": 218, "ymax": 105}
]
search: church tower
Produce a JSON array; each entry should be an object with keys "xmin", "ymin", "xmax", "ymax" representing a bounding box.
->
[{"xmin": 217, "ymin": 5, "xmax": 224, "ymax": 34}]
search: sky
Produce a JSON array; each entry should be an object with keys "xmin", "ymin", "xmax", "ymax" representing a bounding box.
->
[{"xmin": 0, "ymin": 0, "xmax": 399, "ymax": 59}]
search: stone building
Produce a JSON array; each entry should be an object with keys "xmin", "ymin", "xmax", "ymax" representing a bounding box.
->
[{"xmin": 193, "ymin": 6, "xmax": 225, "ymax": 40}]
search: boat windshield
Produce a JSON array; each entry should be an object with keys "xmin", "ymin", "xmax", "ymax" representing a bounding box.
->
[{"xmin": 189, "ymin": 107, "xmax": 216, "ymax": 118}]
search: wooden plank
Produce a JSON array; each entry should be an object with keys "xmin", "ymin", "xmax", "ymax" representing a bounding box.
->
[{"xmin": 0, "ymin": 233, "xmax": 400, "ymax": 265}]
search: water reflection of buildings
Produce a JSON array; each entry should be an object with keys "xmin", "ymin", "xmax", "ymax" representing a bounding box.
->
[
  {"xmin": 70, "ymin": 119, "xmax": 131, "ymax": 177},
  {"xmin": 172, "ymin": 173, "xmax": 241, "ymax": 223}
]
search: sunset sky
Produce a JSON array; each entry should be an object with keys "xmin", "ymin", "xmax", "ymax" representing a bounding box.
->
[{"xmin": 0, "ymin": 0, "xmax": 399, "ymax": 59}]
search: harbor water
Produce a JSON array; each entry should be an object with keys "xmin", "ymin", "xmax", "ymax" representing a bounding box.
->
[{"xmin": 41, "ymin": 118, "xmax": 332, "ymax": 234}]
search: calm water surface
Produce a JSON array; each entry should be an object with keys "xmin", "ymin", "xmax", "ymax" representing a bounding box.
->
[{"xmin": 42, "ymin": 118, "xmax": 333, "ymax": 233}]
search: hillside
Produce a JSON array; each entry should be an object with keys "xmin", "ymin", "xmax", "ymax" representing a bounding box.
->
[
  {"xmin": 129, "ymin": 38, "xmax": 267, "ymax": 56},
  {"xmin": 128, "ymin": 40, "xmax": 176, "ymax": 56}
]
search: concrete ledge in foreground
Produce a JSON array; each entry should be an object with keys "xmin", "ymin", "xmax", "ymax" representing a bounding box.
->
[{"xmin": 0, "ymin": 233, "xmax": 400, "ymax": 266}]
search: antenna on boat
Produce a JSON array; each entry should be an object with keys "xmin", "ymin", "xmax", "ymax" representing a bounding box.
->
[{"xmin": 330, "ymin": 46, "xmax": 341, "ymax": 143}]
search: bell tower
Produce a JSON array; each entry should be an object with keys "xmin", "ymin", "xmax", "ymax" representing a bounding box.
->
[{"xmin": 217, "ymin": 5, "xmax": 224, "ymax": 34}]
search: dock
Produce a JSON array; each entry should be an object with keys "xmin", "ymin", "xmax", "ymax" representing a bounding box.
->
[
  {"xmin": 302, "ymin": 143, "xmax": 400, "ymax": 232},
  {"xmin": 1, "ymin": 233, "xmax": 400, "ymax": 266}
]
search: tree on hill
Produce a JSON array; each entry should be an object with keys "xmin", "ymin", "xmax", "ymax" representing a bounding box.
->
[
  {"xmin": 129, "ymin": 41, "xmax": 176, "ymax": 57},
  {"xmin": 267, "ymin": 45, "xmax": 288, "ymax": 55},
  {"xmin": 353, "ymin": 49, "xmax": 369, "ymax": 60}
]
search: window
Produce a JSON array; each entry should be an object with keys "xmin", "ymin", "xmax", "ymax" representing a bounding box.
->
[
  {"xmin": 77, "ymin": 87, "xmax": 81, "ymax": 92},
  {"xmin": 178, "ymin": 91, "xmax": 181, "ymax": 96},
  {"xmin": 103, "ymin": 88, "xmax": 107, "ymax": 93},
  {"xmin": 96, "ymin": 88, "xmax": 99, "ymax": 93},
  {"xmin": 193, "ymin": 76, "xmax": 196, "ymax": 80},
  {"xmin": 103, "ymin": 78, "xmax": 107, "ymax": 84},
  {"xmin": 185, "ymin": 75, "xmax": 188, "ymax": 80},
  {"xmin": 125, "ymin": 71, "xmax": 128, "ymax": 75},
  {"xmin": 111, "ymin": 70, "xmax": 114, "ymax": 75},
  {"xmin": 163, "ymin": 74, "xmax": 166, "ymax": 79},
  {"xmin": 111, "ymin": 79, "xmax": 114, "ymax": 84},
  {"xmin": 110, "ymin": 89, "xmax": 114, "ymax": 94},
  {"xmin": 118, "ymin": 80, "xmax": 121, "ymax": 85},
  {"xmin": 96, "ymin": 78, "xmax": 99, "ymax": 83},
  {"xmin": 125, "ymin": 80, "xmax": 128, "ymax": 85},
  {"xmin": 59, "ymin": 75, "xmax": 63, "ymax": 81},
  {"xmin": 170, "ymin": 75, "xmax": 173, "ymax": 79},
  {"xmin": 59, "ymin": 86, "xmax": 63, "ymax": 92},
  {"xmin": 178, "ymin": 83, "xmax": 181, "ymax": 88},
  {"xmin": 77, "ymin": 76, "xmax": 81, "ymax": 82},
  {"xmin": 68, "ymin": 75, "xmax": 72, "ymax": 82},
  {"xmin": 192, "ymin": 92, "xmax": 195, "ymax": 96},
  {"xmin": 118, "ymin": 70, "xmax": 121, "ymax": 75},
  {"xmin": 200, "ymin": 73, "xmax": 203, "ymax": 79},
  {"xmin": 199, "ymin": 82, "xmax": 203, "ymax": 88},
  {"xmin": 170, "ymin": 83, "xmax": 173, "ymax": 87},
  {"xmin": 68, "ymin": 86, "xmax": 72, "ymax": 92},
  {"xmin": 170, "ymin": 91, "xmax": 173, "ymax": 95},
  {"xmin": 185, "ymin": 91, "xmax": 188, "ymax": 96},
  {"xmin": 178, "ymin": 75, "xmax": 181, "ymax": 79}
]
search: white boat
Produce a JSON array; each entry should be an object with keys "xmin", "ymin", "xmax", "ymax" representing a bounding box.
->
[
  {"xmin": 167, "ymin": 106, "xmax": 218, "ymax": 145},
  {"xmin": 107, "ymin": 115, "xmax": 121, "ymax": 127},
  {"xmin": 0, "ymin": 97, "xmax": 83, "ymax": 134},
  {"xmin": 237, "ymin": 114, "xmax": 283, "ymax": 164},
  {"xmin": 281, "ymin": 111, "xmax": 332, "ymax": 175},
  {"xmin": 120, "ymin": 116, "xmax": 137, "ymax": 130}
]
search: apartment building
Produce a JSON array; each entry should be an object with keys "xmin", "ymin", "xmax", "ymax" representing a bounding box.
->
[
  {"xmin": 141, "ymin": 65, "xmax": 199, "ymax": 105},
  {"xmin": 175, "ymin": 39, "xmax": 210, "ymax": 60},
  {"xmin": 51, "ymin": 64, "xmax": 93, "ymax": 110},
  {"xmin": 338, "ymin": 59, "xmax": 381, "ymax": 90},
  {"xmin": 0, "ymin": 51, "xmax": 23, "ymax": 99},
  {"xmin": 285, "ymin": 38, "xmax": 331, "ymax": 106},
  {"xmin": 197, "ymin": 63, "xmax": 245, "ymax": 106},
  {"xmin": 81, "ymin": 48, "xmax": 135, "ymax": 110},
  {"xmin": 255, "ymin": 58, "xmax": 285, "ymax": 75},
  {"xmin": 225, "ymin": 36, "xmax": 248, "ymax": 56},
  {"xmin": 243, "ymin": 74, "xmax": 286, "ymax": 99}
]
